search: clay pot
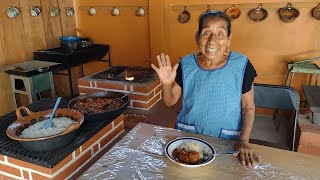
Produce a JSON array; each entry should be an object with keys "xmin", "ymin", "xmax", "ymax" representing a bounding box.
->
[
  {"xmin": 279, "ymin": 3, "xmax": 300, "ymax": 23},
  {"xmin": 225, "ymin": 5, "xmax": 241, "ymax": 21},
  {"xmin": 312, "ymin": 3, "xmax": 320, "ymax": 20},
  {"xmin": 6, "ymin": 106, "xmax": 84, "ymax": 151},
  {"xmin": 248, "ymin": 4, "xmax": 268, "ymax": 22},
  {"xmin": 178, "ymin": 6, "xmax": 190, "ymax": 24}
]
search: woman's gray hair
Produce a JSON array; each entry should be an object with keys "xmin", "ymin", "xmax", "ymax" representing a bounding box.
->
[{"xmin": 198, "ymin": 11, "xmax": 231, "ymax": 37}]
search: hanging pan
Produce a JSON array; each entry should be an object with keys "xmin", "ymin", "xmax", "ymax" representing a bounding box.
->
[
  {"xmin": 199, "ymin": 5, "xmax": 211, "ymax": 21},
  {"xmin": 178, "ymin": 6, "xmax": 190, "ymax": 24},
  {"xmin": 312, "ymin": 3, "xmax": 320, "ymax": 20},
  {"xmin": 225, "ymin": 5, "xmax": 241, "ymax": 21},
  {"xmin": 279, "ymin": 3, "xmax": 300, "ymax": 23},
  {"xmin": 248, "ymin": 4, "xmax": 268, "ymax": 22}
]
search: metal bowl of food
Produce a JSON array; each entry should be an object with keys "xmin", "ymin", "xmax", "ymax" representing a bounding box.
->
[
  {"xmin": 6, "ymin": 106, "xmax": 84, "ymax": 151},
  {"xmin": 68, "ymin": 91, "xmax": 129, "ymax": 121}
]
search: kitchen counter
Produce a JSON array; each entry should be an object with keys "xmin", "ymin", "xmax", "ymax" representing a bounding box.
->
[{"xmin": 80, "ymin": 123, "xmax": 320, "ymax": 179}]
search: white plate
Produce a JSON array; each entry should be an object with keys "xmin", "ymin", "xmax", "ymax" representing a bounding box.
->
[{"xmin": 165, "ymin": 137, "xmax": 216, "ymax": 168}]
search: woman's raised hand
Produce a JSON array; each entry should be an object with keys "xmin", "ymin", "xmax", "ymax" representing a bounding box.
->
[{"xmin": 151, "ymin": 53, "xmax": 179, "ymax": 85}]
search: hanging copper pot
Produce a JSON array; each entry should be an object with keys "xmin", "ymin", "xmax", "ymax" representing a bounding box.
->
[
  {"xmin": 312, "ymin": 3, "xmax": 320, "ymax": 20},
  {"xmin": 248, "ymin": 4, "xmax": 268, "ymax": 22},
  {"xmin": 199, "ymin": 5, "xmax": 211, "ymax": 21},
  {"xmin": 178, "ymin": 6, "xmax": 190, "ymax": 24},
  {"xmin": 279, "ymin": 3, "xmax": 300, "ymax": 23},
  {"xmin": 225, "ymin": 5, "xmax": 241, "ymax": 21}
]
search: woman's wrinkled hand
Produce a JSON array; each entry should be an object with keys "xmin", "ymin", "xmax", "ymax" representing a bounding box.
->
[
  {"xmin": 151, "ymin": 53, "xmax": 178, "ymax": 85},
  {"xmin": 234, "ymin": 140, "xmax": 262, "ymax": 168}
]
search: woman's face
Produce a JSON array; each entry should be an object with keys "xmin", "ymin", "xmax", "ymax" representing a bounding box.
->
[{"xmin": 197, "ymin": 17, "xmax": 231, "ymax": 62}]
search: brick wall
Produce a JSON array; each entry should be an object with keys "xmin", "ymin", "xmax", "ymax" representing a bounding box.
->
[
  {"xmin": 0, "ymin": 115, "xmax": 125, "ymax": 180},
  {"xmin": 296, "ymin": 111, "xmax": 320, "ymax": 156},
  {"xmin": 78, "ymin": 78, "xmax": 162, "ymax": 110}
]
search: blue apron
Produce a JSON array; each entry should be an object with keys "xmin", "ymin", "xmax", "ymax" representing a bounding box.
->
[{"xmin": 176, "ymin": 52, "xmax": 248, "ymax": 140}]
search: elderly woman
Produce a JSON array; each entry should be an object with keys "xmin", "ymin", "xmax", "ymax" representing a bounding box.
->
[{"xmin": 151, "ymin": 11, "xmax": 261, "ymax": 167}]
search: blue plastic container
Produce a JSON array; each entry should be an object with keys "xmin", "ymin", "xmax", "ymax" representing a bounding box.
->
[
  {"xmin": 60, "ymin": 36, "xmax": 80, "ymax": 42},
  {"xmin": 60, "ymin": 36, "xmax": 80, "ymax": 51}
]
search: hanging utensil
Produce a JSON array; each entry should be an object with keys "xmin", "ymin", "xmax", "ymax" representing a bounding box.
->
[
  {"xmin": 312, "ymin": 3, "xmax": 320, "ymax": 20},
  {"xmin": 279, "ymin": 3, "xmax": 300, "ymax": 23},
  {"xmin": 199, "ymin": 4, "xmax": 211, "ymax": 21},
  {"xmin": 225, "ymin": 4, "xmax": 241, "ymax": 21},
  {"xmin": 88, "ymin": 7, "xmax": 96, "ymax": 16},
  {"xmin": 248, "ymin": 4, "xmax": 268, "ymax": 22},
  {"xmin": 178, "ymin": 6, "xmax": 190, "ymax": 24},
  {"xmin": 112, "ymin": 7, "xmax": 120, "ymax": 16},
  {"xmin": 136, "ymin": 7, "xmax": 145, "ymax": 16}
]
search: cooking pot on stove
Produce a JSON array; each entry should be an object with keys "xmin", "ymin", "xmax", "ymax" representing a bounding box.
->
[
  {"xmin": 68, "ymin": 91, "xmax": 129, "ymax": 122},
  {"xmin": 6, "ymin": 106, "xmax": 84, "ymax": 151}
]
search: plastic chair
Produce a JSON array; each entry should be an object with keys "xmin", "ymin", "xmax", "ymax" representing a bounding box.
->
[{"xmin": 253, "ymin": 83, "xmax": 300, "ymax": 151}]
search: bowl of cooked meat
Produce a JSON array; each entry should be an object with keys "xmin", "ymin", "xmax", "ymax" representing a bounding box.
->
[
  {"xmin": 165, "ymin": 137, "xmax": 215, "ymax": 167},
  {"xmin": 68, "ymin": 91, "xmax": 129, "ymax": 121}
]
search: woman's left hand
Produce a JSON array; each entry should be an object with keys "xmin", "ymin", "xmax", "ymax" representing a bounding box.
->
[{"xmin": 234, "ymin": 140, "xmax": 262, "ymax": 168}]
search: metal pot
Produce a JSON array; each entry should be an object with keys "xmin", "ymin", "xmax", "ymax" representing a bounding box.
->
[
  {"xmin": 312, "ymin": 3, "xmax": 320, "ymax": 20},
  {"xmin": 248, "ymin": 4, "xmax": 268, "ymax": 22},
  {"xmin": 279, "ymin": 3, "xmax": 300, "ymax": 23},
  {"xmin": 68, "ymin": 91, "xmax": 129, "ymax": 121},
  {"xmin": 6, "ymin": 106, "xmax": 84, "ymax": 151},
  {"xmin": 178, "ymin": 6, "xmax": 190, "ymax": 24}
]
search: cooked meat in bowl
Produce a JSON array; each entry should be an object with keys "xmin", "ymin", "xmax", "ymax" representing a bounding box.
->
[{"xmin": 72, "ymin": 97, "xmax": 125, "ymax": 113}]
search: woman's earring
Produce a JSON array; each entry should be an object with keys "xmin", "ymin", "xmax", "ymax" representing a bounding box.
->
[{"xmin": 227, "ymin": 46, "xmax": 230, "ymax": 52}]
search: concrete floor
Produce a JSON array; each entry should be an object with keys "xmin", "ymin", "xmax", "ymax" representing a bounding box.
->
[{"xmin": 250, "ymin": 115, "xmax": 289, "ymax": 150}]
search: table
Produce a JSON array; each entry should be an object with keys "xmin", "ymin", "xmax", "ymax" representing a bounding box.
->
[
  {"xmin": 80, "ymin": 123, "xmax": 320, "ymax": 179},
  {"xmin": 34, "ymin": 44, "xmax": 109, "ymax": 97}
]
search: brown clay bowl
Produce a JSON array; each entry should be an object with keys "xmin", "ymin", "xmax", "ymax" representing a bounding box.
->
[
  {"xmin": 225, "ymin": 5, "xmax": 241, "ymax": 21},
  {"xmin": 312, "ymin": 3, "xmax": 320, "ymax": 20},
  {"xmin": 178, "ymin": 6, "xmax": 190, "ymax": 24},
  {"xmin": 279, "ymin": 3, "xmax": 300, "ymax": 23},
  {"xmin": 248, "ymin": 4, "xmax": 268, "ymax": 22},
  {"xmin": 6, "ymin": 106, "xmax": 84, "ymax": 151}
]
